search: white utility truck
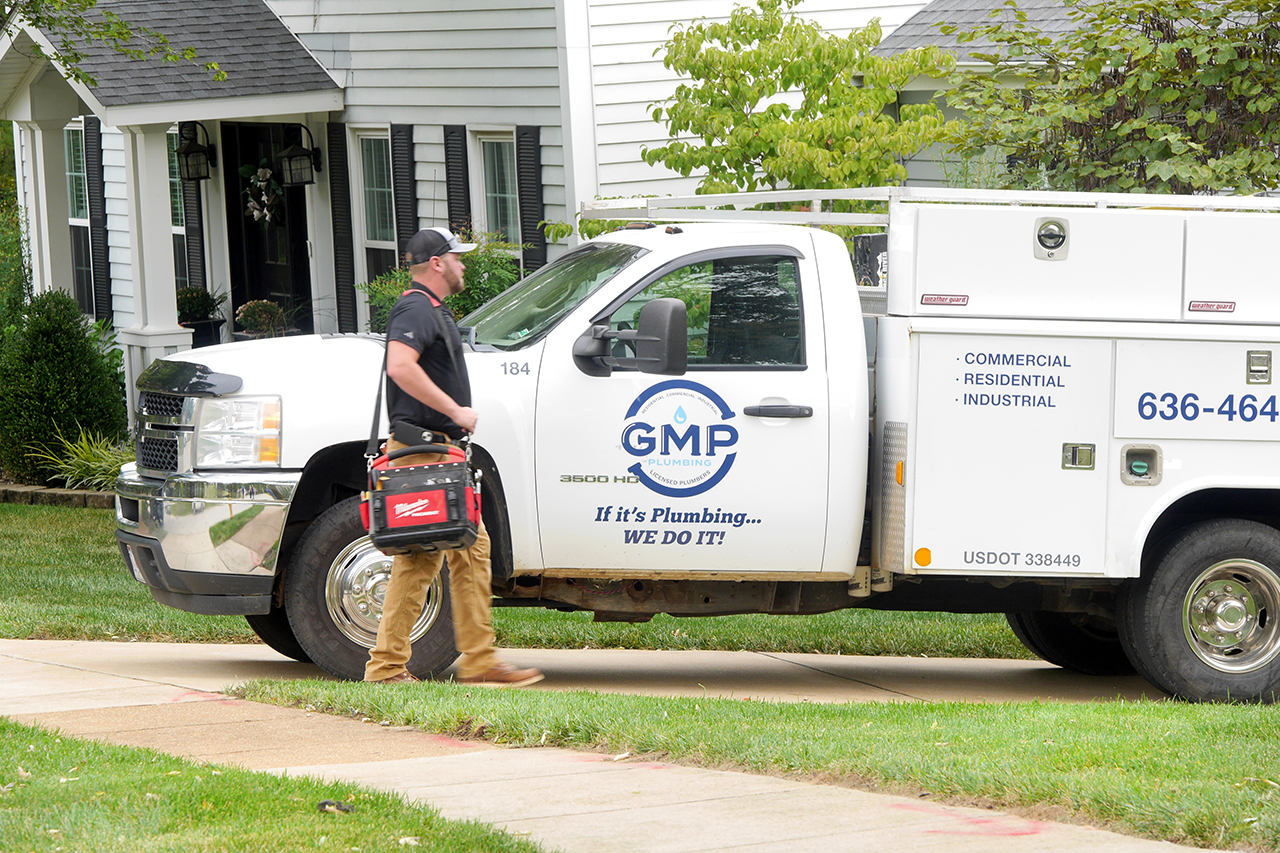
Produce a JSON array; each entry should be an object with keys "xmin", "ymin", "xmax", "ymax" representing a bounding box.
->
[{"xmin": 116, "ymin": 187, "xmax": 1280, "ymax": 703}]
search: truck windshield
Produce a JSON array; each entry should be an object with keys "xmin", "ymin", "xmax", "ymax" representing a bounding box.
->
[{"xmin": 463, "ymin": 242, "xmax": 647, "ymax": 350}]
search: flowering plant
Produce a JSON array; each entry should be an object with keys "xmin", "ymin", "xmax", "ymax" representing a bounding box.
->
[
  {"xmin": 235, "ymin": 299, "xmax": 288, "ymax": 334},
  {"xmin": 238, "ymin": 159, "xmax": 282, "ymax": 223}
]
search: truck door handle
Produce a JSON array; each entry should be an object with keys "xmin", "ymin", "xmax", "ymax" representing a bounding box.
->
[{"xmin": 743, "ymin": 405, "xmax": 813, "ymax": 418}]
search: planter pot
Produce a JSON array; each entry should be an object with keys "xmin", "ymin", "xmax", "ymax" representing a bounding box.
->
[{"xmin": 182, "ymin": 318, "xmax": 226, "ymax": 348}]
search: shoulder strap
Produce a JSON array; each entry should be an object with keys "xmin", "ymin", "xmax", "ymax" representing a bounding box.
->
[
  {"xmin": 402, "ymin": 286, "xmax": 464, "ymax": 379},
  {"xmin": 366, "ymin": 340, "xmax": 389, "ymax": 459}
]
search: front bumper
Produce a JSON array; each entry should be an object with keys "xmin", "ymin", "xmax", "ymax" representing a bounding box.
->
[{"xmin": 115, "ymin": 463, "xmax": 300, "ymax": 615}]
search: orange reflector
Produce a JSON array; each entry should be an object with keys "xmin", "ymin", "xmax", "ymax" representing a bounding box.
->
[
  {"xmin": 258, "ymin": 436, "xmax": 280, "ymax": 463},
  {"xmin": 915, "ymin": 548, "xmax": 932, "ymax": 567},
  {"xmin": 895, "ymin": 461, "xmax": 904, "ymax": 485}
]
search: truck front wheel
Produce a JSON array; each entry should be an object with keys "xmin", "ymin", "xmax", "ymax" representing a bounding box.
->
[
  {"xmin": 284, "ymin": 496, "xmax": 458, "ymax": 681},
  {"xmin": 1120, "ymin": 519, "xmax": 1280, "ymax": 703},
  {"xmin": 1005, "ymin": 611, "xmax": 1134, "ymax": 676},
  {"xmin": 245, "ymin": 606, "xmax": 310, "ymax": 662}
]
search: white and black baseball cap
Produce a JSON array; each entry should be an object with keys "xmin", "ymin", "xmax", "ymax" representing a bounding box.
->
[{"xmin": 404, "ymin": 227, "xmax": 478, "ymax": 265}]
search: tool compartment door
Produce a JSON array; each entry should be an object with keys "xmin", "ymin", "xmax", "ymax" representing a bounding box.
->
[{"xmin": 909, "ymin": 331, "xmax": 1113, "ymax": 575}]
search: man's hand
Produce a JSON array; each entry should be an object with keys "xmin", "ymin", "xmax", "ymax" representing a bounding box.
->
[{"xmin": 453, "ymin": 406, "xmax": 479, "ymax": 433}]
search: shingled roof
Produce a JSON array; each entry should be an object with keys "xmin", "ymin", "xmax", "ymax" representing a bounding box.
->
[
  {"xmin": 75, "ymin": 0, "xmax": 338, "ymax": 107},
  {"xmin": 874, "ymin": 0, "xmax": 1076, "ymax": 63}
]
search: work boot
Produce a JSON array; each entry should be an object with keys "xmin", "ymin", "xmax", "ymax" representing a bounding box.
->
[
  {"xmin": 372, "ymin": 671, "xmax": 420, "ymax": 685},
  {"xmin": 456, "ymin": 663, "xmax": 544, "ymax": 688}
]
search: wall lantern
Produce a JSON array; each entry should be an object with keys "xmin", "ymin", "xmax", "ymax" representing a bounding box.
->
[
  {"xmin": 175, "ymin": 121, "xmax": 217, "ymax": 181},
  {"xmin": 279, "ymin": 123, "xmax": 323, "ymax": 187}
]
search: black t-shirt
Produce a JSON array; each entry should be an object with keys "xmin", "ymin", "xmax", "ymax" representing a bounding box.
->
[{"xmin": 385, "ymin": 283, "xmax": 471, "ymax": 439}]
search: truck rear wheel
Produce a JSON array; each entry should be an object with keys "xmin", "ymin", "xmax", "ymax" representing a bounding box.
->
[
  {"xmin": 245, "ymin": 606, "xmax": 311, "ymax": 662},
  {"xmin": 1120, "ymin": 519, "xmax": 1280, "ymax": 703},
  {"xmin": 284, "ymin": 496, "xmax": 458, "ymax": 681},
  {"xmin": 1005, "ymin": 611, "xmax": 1134, "ymax": 676}
]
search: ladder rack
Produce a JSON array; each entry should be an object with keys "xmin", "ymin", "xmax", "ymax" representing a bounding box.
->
[{"xmin": 579, "ymin": 186, "xmax": 1280, "ymax": 227}]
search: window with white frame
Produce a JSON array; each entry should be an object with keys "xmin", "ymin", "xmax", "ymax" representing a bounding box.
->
[
  {"xmin": 476, "ymin": 132, "xmax": 519, "ymax": 244},
  {"xmin": 64, "ymin": 126, "xmax": 93, "ymax": 314},
  {"xmin": 167, "ymin": 131, "xmax": 188, "ymax": 289},
  {"xmin": 358, "ymin": 133, "xmax": 397, "ymax": 280}
]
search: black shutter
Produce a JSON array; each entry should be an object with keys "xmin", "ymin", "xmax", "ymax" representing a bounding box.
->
[
  {"xmin": 177, "ymin": 121, "xmax": 206, "ymax": 292},
  {"xmin": 515, "ymin": 125, "xmax": 546, "ymax": 272},
  {"xmin": 391, "ymin": 124, "xmax": 417, "ymax": 258},
  {"xmin": 83, "ymin": 116, "xmax": 111, "ymax": 322},
  {"xmin": 443, "ymin": 125, "xmax": 471, "ymax": 233},
  {"xmin": 328, "ymin": 123, "xmax": 358, "ymax": 333}
]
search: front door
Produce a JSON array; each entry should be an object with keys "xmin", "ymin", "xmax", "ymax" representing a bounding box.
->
[
  {"xmin": 534, "ymin": 246, "xmax": 831, "ymax": 575},
  {"xmin": 221, "ymin": 123, "xmax": 313, "ymax": 333}
]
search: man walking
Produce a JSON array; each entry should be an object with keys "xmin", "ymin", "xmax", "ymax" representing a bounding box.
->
[{"xmin": 365, "ymin": 226, "xmax": 543, "ymax": 688}]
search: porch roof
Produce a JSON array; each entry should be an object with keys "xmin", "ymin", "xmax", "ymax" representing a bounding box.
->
[{"xmin": 1, "ymin": 0, "xmax": 342, "ymax": 125}]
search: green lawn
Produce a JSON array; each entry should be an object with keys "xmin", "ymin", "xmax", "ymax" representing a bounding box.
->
[
  {"xmin": 0, "ymin": 504, "xmax": 1030, "ymax": 659},
  {"xmin": 239, "ymin": 678, "xmax": 1280, "ymax": 852},
  {"xmin": 0, "ymin": 717, "xmax": 542, "ymax": 853}
]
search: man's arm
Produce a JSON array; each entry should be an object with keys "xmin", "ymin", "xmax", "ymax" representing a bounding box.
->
[{"xmin": 385, "ymin": 340, "xmax": 478, "ymax": 433}]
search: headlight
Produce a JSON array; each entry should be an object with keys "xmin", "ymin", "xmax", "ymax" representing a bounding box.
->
[{"xmin": 194, "ymin": 396, "xmax": 282, "ymax": 467}]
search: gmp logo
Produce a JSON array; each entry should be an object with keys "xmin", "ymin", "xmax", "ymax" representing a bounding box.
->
[{"xmin": 621, "ymin": 380, "xmax": 739, "ymax": 497}]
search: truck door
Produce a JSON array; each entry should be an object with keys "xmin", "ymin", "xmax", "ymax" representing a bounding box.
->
[{"xmin": 534, "ymin": 247, "xmax": 831, "ymax": 574}]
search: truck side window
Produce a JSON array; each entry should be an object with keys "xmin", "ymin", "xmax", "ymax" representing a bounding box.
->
[{"xmin": 611, "ymin": 255, "xmax": 802, "ymax": 367}]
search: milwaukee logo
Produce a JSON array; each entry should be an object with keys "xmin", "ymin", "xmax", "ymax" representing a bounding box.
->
[{"xmin": 391, "ymin": 495, "xmax": 444, "ymax": 522}]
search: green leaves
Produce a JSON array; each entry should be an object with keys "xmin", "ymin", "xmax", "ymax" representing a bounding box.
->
[
  {"xmin": 945, "ymin": 0, "xmax": 1280, "ymax": 194},
  {"xmin": 10, "ymin": 0, "xmax": 227, "ymax": 85},
  {"xmin": 645, "ymin": 0, "xmax": 957, "ymax": 194}
]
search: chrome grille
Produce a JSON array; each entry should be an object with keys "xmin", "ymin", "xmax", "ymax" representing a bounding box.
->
[
  {"xmin": 139, "ymin": 392, "xmax": 185, "ymax": 418},
  {"xmin": 138, "ymin": 435, "xmax": 179, "ymax": 471}
]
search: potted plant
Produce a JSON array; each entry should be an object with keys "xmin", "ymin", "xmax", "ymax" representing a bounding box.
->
[
  {"xmin": 234, "ymin": 299, "xmax": 290, "ymax": 339},
  {"xmin": 176, "ymin": 286, "xmax": 228, "ymax": 348}
]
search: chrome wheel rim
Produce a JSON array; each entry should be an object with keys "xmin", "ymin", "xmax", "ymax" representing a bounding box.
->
[
  {"xmin": 324, "ymin": 536, "xmax": 443, "ymax": 648},
  {"xmin": 1182, "ymin": 559, "xmax": 1280, "ymax": 673}
]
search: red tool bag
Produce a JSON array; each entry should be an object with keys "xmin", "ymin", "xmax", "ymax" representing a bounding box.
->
[{"xmin": 361, "ymin": 443, "xmax": 481, "ymax": 555}]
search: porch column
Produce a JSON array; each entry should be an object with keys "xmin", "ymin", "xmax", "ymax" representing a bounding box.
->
[
  {"xmin": 26, "ymin": 120, "xmax": 75, "ymax": 295},
  {"xmin": 116, "ymin": 123, "xmax": 193, "ymax": 426}
]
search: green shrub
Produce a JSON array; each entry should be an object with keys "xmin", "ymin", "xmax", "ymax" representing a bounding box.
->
[
  {"xmin": 0, "ymin": 291, "xmax": 127, "ymax": 484},
  {"xmin": 26, "ymin": 426, "xmax": 133, "ymax": 490},
  {"xmin": 357, "ymin": 265, "xmax": 410, "ymax": 335},
  {"xmin": 356, "ymin": 232, "xmax": 523, "ymax": 334}
]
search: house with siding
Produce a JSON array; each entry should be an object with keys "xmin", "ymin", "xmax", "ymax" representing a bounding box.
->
[{"xmin": 2, "ymin": 0, "xmax": 929, "ymax": 408}]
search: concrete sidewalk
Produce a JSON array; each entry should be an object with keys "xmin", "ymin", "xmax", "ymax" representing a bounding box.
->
[{"xmin": 0, "ymin": 639, "xmax": 1205, "ymax": 853}]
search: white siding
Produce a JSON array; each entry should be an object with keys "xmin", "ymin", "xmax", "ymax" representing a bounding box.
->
[
  {"xmin": 585, "ymin": 0, "xmax": 929, "ymax": 198},
  {"xmin": 101, "ymin": 127, "xmax": 134, "ymax": 326},
  {"xmin": 266, "ymin": 0, "xmax": 565, "ymax": 240}
]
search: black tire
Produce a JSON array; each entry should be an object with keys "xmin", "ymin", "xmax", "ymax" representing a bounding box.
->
[
  {"xmin": 1005, "ymin": 610, "xmax": 1135, "ymax": 676},
  {"xmin": 283, "ymin": 496, "xmax": 458, "ymax": 681},
  {"xmin": 1119, "ymin": 519, "xmax": 1280, "ymax": 703},
  {"xmin": 245, "ymin": 606, "xmax": 311, "ymax": 663}
]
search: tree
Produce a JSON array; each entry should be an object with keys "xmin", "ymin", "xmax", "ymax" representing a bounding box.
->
[
  {"xmin": 944, "ymin": 0, "xmax": 1280, "ymax": 194},
  {"xmin": 4, "ymin": 1, "xmax": 223, "ymax": 86},
  {"xmin": 642, "ymin": 0, "xmax": 957, "ymax": 194}
]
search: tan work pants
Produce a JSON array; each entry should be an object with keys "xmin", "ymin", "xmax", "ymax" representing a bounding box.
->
[{"xmin": 364, "ymin": 439, "xmax": 499, "ymax": 682}]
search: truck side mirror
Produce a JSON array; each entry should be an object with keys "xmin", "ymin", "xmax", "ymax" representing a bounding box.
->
[{"xmin": 572, "ymin": 297, "xmax": 688, "ymax": 377}]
